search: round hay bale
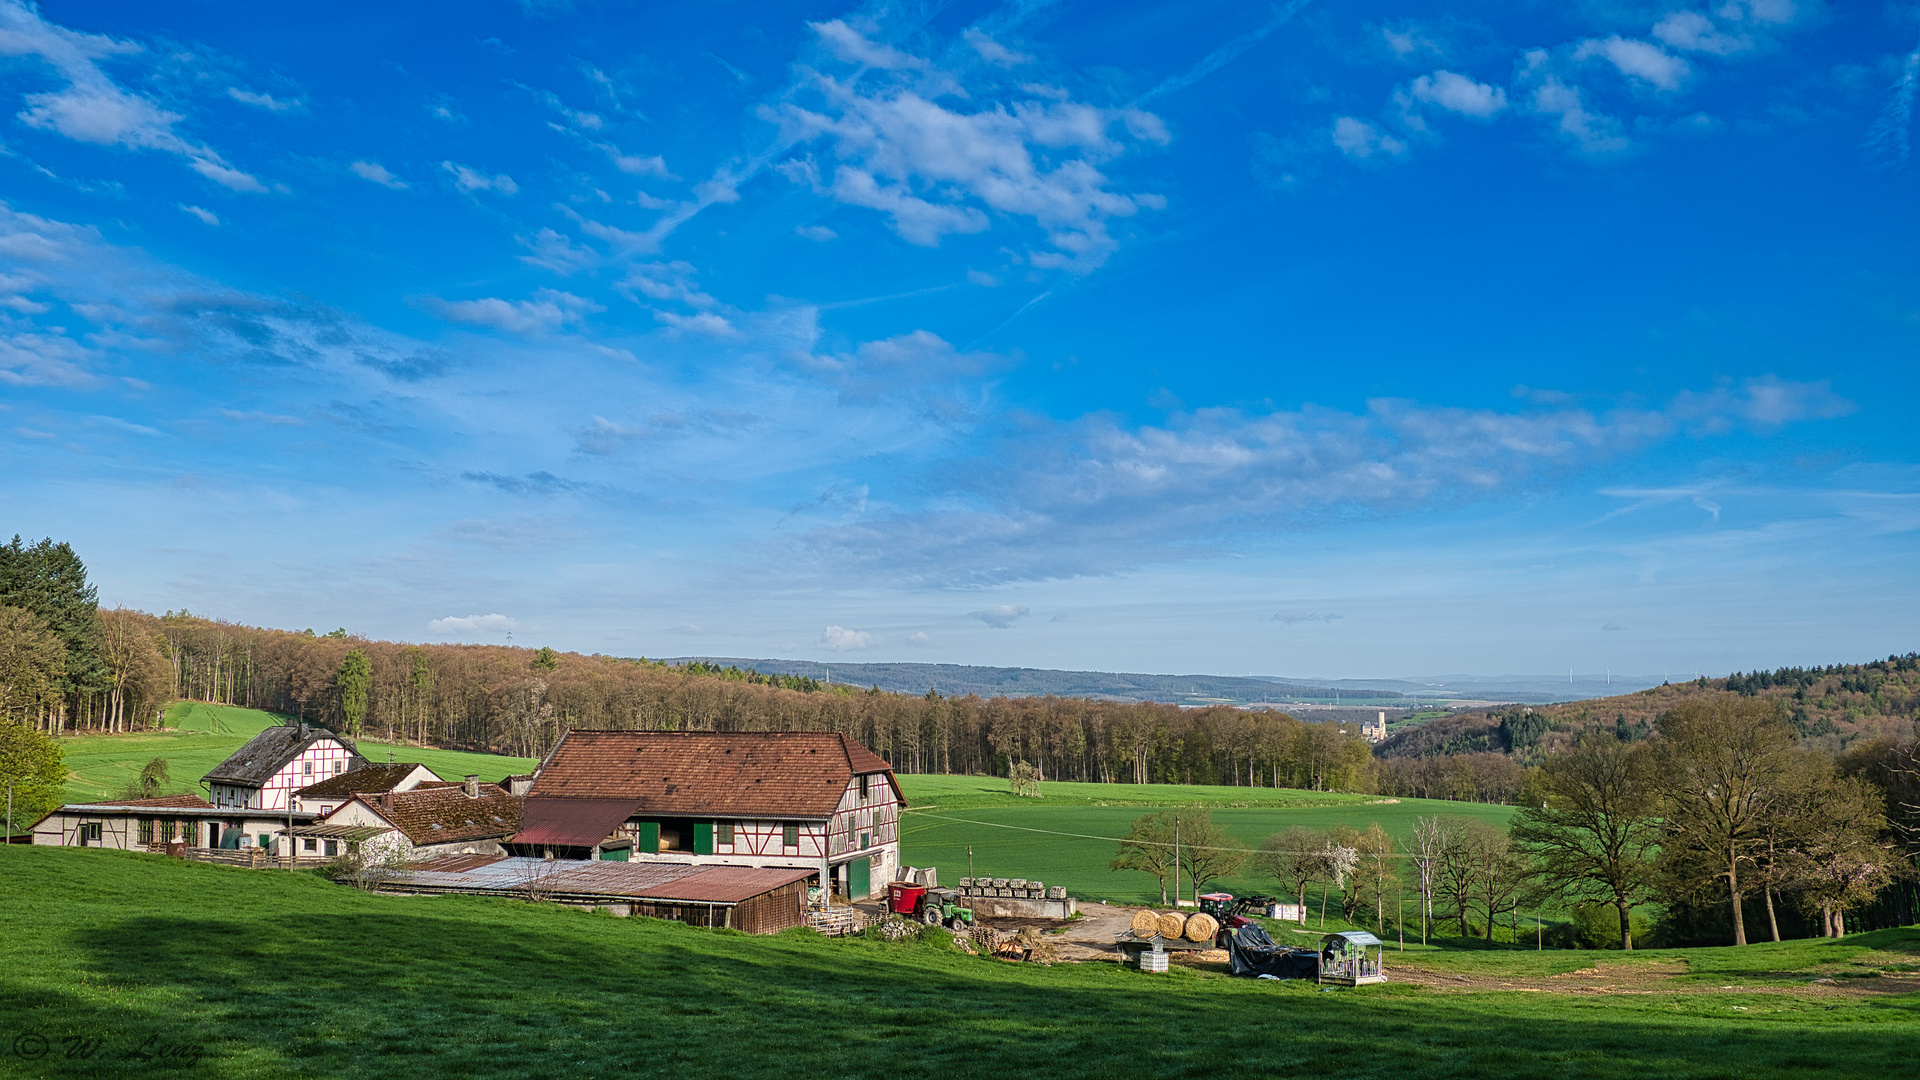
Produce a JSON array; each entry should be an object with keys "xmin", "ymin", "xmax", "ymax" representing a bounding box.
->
[
  {"xmin": 1183, "ymin": 913, "xmax": 1219, "ymax": 943},
  {"xmin": 1129, "ymin": 909, "xmax": 1161, "ymax": 935},
  {"xmin": 1155, "ymin": 912, "xmax": 1186, "ymax": 938}
]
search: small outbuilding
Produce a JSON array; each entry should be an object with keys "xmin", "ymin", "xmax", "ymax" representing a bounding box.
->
[
  {"xmin": 291, "ymin": 762, "xmax": 445, "ymax": 814},
  {"xmin": 294, "ymin": 779, "xmax": 522, "ymax": 863},
  {"xmin": 1318, "ymin": 930, "xmax": 1387, "ymax": 986}
]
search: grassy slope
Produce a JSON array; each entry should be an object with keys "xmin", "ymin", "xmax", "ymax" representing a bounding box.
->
[
  {"xmin": 0, "ymin": 847, "xmax": 1913, "ymax": 1080},
  {"xmin": 896, "ymin": 775, "xmax": 1514, "ymax": 905},
  {"xmin": 55, "ymin": 704, "xmax": 538, "ymax": 803}
]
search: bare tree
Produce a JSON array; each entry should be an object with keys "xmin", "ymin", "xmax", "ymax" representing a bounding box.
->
[
  {"xmin": 1510, "ymin": 736, "xmax": 1662, "ymax": 949},
  {"xmin": 1408, "ymin": 815, "xmax": 1456, "ymax": 943},
  {"xmin": 1254, "ymin": 826, "xmax": 1328, "ymax": 925}
]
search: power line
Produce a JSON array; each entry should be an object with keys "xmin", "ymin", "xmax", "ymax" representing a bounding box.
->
[{"xmin": 901, "ymin": 808, "xmax": 1417, "ymax": 859}]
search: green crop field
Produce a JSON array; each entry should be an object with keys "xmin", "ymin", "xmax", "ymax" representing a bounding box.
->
[
  {"xmin": 0, "ymin": 847, "xmax": 1914, "ymax": 1080},
  {"xmin": 895, "ymin": 774, "xmax": 1515, "ymax": 906},
  {"xmin": 54, "ymin": 704, "xmax": 538, "ymax": 804}
]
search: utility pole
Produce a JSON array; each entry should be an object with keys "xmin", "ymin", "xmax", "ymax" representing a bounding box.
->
[{"xmin": 1172, "ymin": 813, "xmax": 1181, "ymax": 908}]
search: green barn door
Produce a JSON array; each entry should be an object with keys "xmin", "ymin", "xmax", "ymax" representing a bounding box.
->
[
  {"xmin": 693, "ymin": 821, "xmax": 714, "ymax": 855},
  {"xmin": 847, "ymin": 856, "xmax": 870, "ymax": 900},
  {"xmin": 638, "ymin": 822, "xmax": 659, "ymax": 854}
]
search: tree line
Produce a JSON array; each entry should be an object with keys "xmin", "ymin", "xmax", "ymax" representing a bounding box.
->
[{"xmin": 1111, "ymin": 695, "xmax": 1918, "ymax": 947}]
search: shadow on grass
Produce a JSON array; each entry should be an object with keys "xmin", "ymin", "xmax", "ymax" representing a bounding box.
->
[{"xmin": 2, "ymin": 903, "xmax": 1911, "ymax": 1080}]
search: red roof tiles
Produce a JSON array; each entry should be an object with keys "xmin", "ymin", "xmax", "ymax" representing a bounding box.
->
[
  {"xmin": 527, "ymin": 730, "xmax": 902, "ymax": 818},
  {"xmin": 356, "ymin": 784, "xmax": 523, "ymax": 846}
]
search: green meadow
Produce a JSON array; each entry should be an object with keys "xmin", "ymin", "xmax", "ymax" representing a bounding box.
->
[
  {"xmin": 0, "ymin": 847, "xmax": 1914, "ymax": 1080},
  {"xmin": 53, "ymin": 703, "xmax": 539, "ymax": 804},
  {"xmin": 895, "ymin": 774, "xmax": 1515, "ymax": 905}
]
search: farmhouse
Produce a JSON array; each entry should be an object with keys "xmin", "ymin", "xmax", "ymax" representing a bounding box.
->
[
  {"xmin": 30, "ymin": 794, "xmax": 318, "ymax": 851},
  {"xmin": 293, "ymin": 777, "xmax": 523, "ymax": 862},
  {"xmin": 511, "ymin": 730, "xmax": 904, "ymax": 901},
  {"xmin": 202, "ymin": 722, "xmax": 368, "ymax": 810},
  {"xmin": 291, "ymin": 762, "xmax": 445, "ymax": 814}
]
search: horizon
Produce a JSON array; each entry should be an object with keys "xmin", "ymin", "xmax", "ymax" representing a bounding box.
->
[{"xmin": 3, "ymin": 1, "xmax": 1915, "ymax": 679}]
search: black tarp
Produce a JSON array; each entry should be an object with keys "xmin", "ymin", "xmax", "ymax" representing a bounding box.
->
[{"xmin": 1224, "ymin": 924, "xmax": 1320, "ymax": 979}]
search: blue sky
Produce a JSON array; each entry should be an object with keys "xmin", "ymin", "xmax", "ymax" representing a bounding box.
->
[{"xmin": 1, "ymin": 0, "xmax": 1915, "ymax": 679}]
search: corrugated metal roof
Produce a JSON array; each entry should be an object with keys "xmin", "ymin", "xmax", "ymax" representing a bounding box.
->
[
  {"xmin": 387, "ymin": 856, "xmax": 813, "ymax": 905},
  {"xmin": 527, "ymin": 730, "xmax": 904, "ymax": 817},
  {"xmin": 632, "ymin": 865, "xmax": 814, "ymax": 904},
  {"xmin": 66, "ymin": 795, "xmax": 212, "ymax": 810},
  {"xmin": 513, "ymin": 797, "xmax": 641, "ymax": 847}
]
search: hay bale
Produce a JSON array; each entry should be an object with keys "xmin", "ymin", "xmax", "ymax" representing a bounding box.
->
[
  {"xmin": 1155, "ymin": 912, "xmax": 1186, "ymax": 937},
  {"xmin": 1183, "ymin": 913, "xmax": 1219, "ymax": 943},
  {"xmin": 1129, "ymin": 909, "xmax": 1161, "ymax": 935}
]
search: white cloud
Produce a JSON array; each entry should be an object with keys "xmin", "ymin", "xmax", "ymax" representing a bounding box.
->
[
  {"xmin": 1574, "ymin": 36, "xmax": 1690, "ymax": 92},
  {"xmin": 619, "ymin": 261, "xmax": 717, "ymax": 307},
  {"xmin": 1409, "ymin": 71, "xmax": 1508, "ymax": 117},
  {"xmin": 0, "ymin": 2, "xmax": 265, "ymax": 190},
  {"xmin": 1271, "ymin": 610, "xmax": 1341, "ymax": 625},
  {"xmin": 906, "ymin": 631, "xmax": 935, "ymax": 646},
  {"xmin": 517, "ymin": 228, "xmax": 598, "ymax": 274},
  {"xmin": 819, "ymin": 624, "xmax": 881, "ymax": 650},
  {"xmin": 428, "ymin": 613, "xmax": 516, "ymax": 637},
  {"xmin": 178, "ymin": 204, "xmax": 218, "ymax": 225},
  {"xmin": 1669, "ymin": 376, "xmax": 1854, "ymax": 429},
  {"xmin": 795, "ymin": 224, "xmax": 837, "ymax": 241},
  {"xmin": 349, "ymin": 159, "xmax": 408, "ymax": 189},
  {"xmin": 1525, "ymin": 68, "xmax": 1629, "ymax": 155},
  {"xmin": 796, "ymin": 327, "xmax": 1008, "ymax": 401},
  {"xmin": 770, "ymin": 33, "xmax": 1167, "ymax": 270},
  {"xmin": 594, "ymin": 141, "xmax": 668, "ymax": 176},
  {"xmin": 969, "ymin": 604, "xmax": 1029, "ymax": 628},
  {"xmin": 1381, "ymin": 26, "xmax": 1442, "ymax": 58},
  {"xmin": 440, "ymin": 160, "xmax": 518, "ymax": 195},
  {"xmin": 1331, "ymin": 116, "xmax": 1407, "ymax": 160},
  {"xmin": 810, "ymin": 20, "xmax": 926, "ymax": 71},
  {"xmin": 425, "ymin": 289, "xmax": 600, "ymax": 334},
  {"xmin": 1651, "ymin": 12, "xmax": 1751, "ymax": 55},
  {"xmin": 227, "ymin": 87, "xmax": 302, "ymax": 112},
  {"xmin": 963, "ymin": 28, "xmax": 1031, "ymax": 68},
  {"xmin": 654, "ymin": 310, "xmax": 738, "ymax": 337}
]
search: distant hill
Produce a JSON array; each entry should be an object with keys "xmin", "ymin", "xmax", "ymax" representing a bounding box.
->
[
  {"xmin": 1375, "ymin": 653, "xmax": 1920, "ymax": 760},
  {"xmin": 659, "ymin": 658, "xmax": 1414, "ymax": 707}
]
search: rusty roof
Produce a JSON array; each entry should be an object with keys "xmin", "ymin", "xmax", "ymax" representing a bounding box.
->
[
  {"xmin": 513, "ymin": 797, "xmax": 642, "ymax": 848},
  {"xmin": 527, "ymin": 730, "xmax": 903, "ymax": 817},
  {"xmin": 347, "ymin": 784, "xmax": 523, "ymax": 846},
  {"xmin": 295, "ymin": 763, "xmax": 441, "ymax": 799},
  {"xmin": 632, "ymin": 865, "xmax": 814, "ymax": 904},
  {"xmin": 388, "ymin": 856, "xmax": 812, "ymax": 904},
  {"xmin": 67, "ymin": 795, "xmax": 213, "ymax": 810}
]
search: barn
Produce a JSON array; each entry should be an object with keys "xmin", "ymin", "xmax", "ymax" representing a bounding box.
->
[{"xmin": 510, "ymin": 730, "xmax": 905, "ymax": 901}]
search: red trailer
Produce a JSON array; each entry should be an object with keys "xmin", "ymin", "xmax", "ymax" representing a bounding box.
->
[{"xmin": 888, "ymin": 882, "xmax": 928, "ymax": 916}]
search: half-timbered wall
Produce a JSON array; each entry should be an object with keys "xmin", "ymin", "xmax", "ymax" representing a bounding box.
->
[{"xmin": 210, "ymin": 739, "xmax": 357, "ymax": 811}]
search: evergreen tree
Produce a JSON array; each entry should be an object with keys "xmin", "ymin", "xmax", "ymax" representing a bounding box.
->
[
  {"xmin": 336, "ymin": 649, "xmax": 372, "ymax": 738},
  {"xmin": 0, "ymin": 536, "xmax": 105, "ymax": 712}
]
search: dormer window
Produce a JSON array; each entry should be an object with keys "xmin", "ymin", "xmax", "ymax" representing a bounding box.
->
[{"xmin": 858, "ymin": 775, "xmax": 870, "ymax": 800}]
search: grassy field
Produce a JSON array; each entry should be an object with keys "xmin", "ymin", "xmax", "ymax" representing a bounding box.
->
[
  {"xmin": 55, "ymin": 704, "xmax": 538, "ymax": 803},
  {"xmin": 895, "ymin": 774, "xmax": 1514, "ymax": 906},
  {"xmin": 0, "ymin": 847, "xmax": 1913, "ymax": 1080}
]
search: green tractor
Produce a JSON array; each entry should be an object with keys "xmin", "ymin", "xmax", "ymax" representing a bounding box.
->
[{"xmin": 918, "ymin": 887, "xmax": 975, "ymax": 929}]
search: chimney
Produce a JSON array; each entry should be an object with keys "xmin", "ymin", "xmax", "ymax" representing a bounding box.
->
[{"xmin": 463, "ymin": 775, "xmax": 480, "ymax": 798}]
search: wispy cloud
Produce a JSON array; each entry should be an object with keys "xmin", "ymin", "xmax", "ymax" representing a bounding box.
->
[
  {"xmin": 424, "ymin": 290, "xmax": 601, "ymax": 334},
  {"xmin": 969, "ymin": 604, "xmax": 1029, "ymax": 628},
  {"xmin": 428, "ymin": 613, "xmax": 515, "ymax": 637},
  {"xmin": 440, "ymin": 160, "xmax": 518, "ymax": 195},
  {"xmin": 349, "ymin": 160, "xmax": 408, "ymax": 189}
]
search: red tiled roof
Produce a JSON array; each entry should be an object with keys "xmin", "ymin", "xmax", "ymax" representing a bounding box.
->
[
  {"xmin": 527, "ymin": 730, "xmax": 902, "ymax": 818},
  {"xmin": 513, "ymin": 798, "xmax": 643, "ymax": 847},
  {"xmin": 355, "ymin": 784, "xmax": 523, "ymax": 846}
]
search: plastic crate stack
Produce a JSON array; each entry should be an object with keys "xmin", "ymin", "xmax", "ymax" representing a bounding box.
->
[{"xmin": 956, "ymin": 877, "xmax": 1068, "ymax": 901}]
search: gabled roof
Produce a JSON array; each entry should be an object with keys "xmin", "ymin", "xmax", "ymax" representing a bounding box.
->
[
  {"xmin": 295, "ymin": 763, "xmax": 441, "ymax": 799},
  {"xmin": 526, "ymin": 730, "xmax": 903, "ymax": 818},
  {"xmin": 339, "ymin": 784, "xmax": 523, "ymax": 846},
  {"xmin": 202, "ymin": 724, "xmax": 366, "ymax": 786}
]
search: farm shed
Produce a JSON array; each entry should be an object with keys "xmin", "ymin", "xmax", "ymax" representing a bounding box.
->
[
  {"xmin": 511, "ymin": 729, "xmax": 905, "ymax": 900},
  {"xmin": 381, "ymin": 856, "xmax": 813, "ymax": 934},
  {"xmin": 30, "ymin": 795, "xmax": 319, "ymax": 853}
]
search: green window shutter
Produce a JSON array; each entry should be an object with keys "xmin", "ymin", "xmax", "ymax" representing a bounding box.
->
[
  {"xmin": 783, "ymin": 823, "xmax": 799, "ymax": 848},
  {"xmin": 693, "ymin": 821, "xmax": 714, "ymax": 855},
  {"xmin": 717, "ymin": 822, "xmax": 734, "ymax": 845},
  {"xmin": 638, "ymin": 821, "xmax": 660, "ymax": 854},
  {"xmin": 601, "ymin": 847, "xmax": 629, "ymax": 862}
]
